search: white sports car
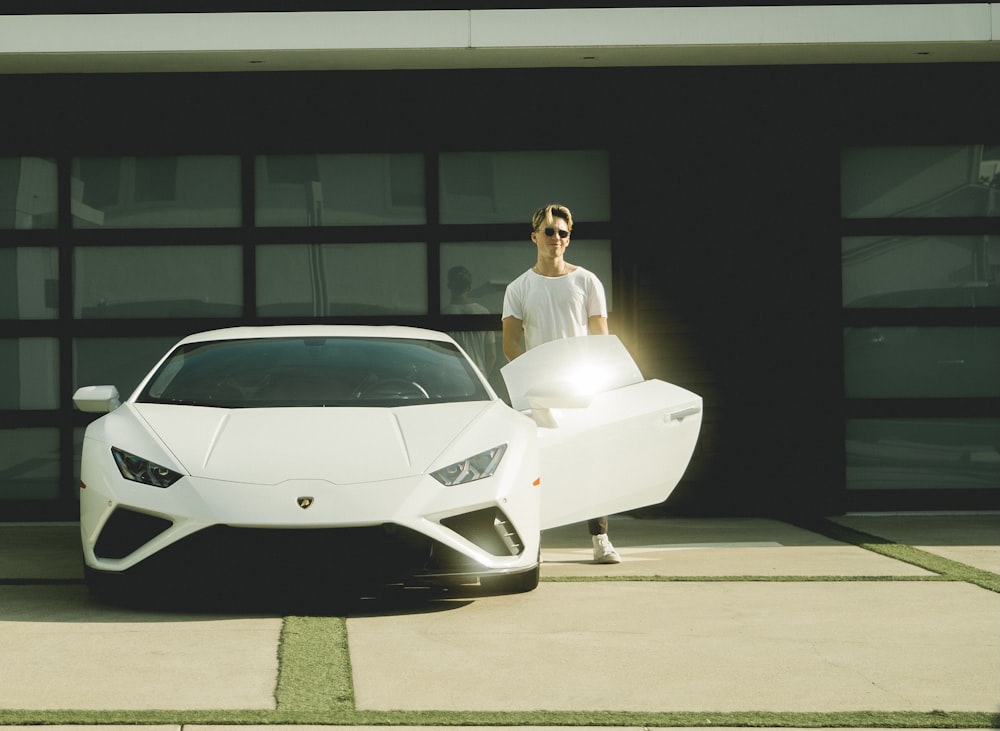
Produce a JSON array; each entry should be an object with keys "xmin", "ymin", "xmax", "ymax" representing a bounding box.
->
[{"xmin": 74, "ymin": 325, "xmax": 701, "ymax": 599}]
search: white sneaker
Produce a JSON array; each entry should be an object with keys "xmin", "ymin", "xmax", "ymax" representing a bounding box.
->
[{"xmin": 592, "ymin": 534, "xmax": 621, "ymax": 564}]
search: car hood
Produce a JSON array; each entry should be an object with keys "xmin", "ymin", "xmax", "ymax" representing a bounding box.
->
[{"xmin": 131, "ymin": 401, "xmax": 494, "ymax": 485}]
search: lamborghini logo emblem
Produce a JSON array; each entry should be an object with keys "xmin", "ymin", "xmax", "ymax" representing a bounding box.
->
[{"xmin": 297, "ymin": 496, "xmax": 314, "ymax": 509}]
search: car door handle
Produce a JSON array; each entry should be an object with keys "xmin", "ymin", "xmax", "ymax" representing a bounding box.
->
[{"xmin": 667, "ymin": 406, "xmax": 701, "ymax": 422}]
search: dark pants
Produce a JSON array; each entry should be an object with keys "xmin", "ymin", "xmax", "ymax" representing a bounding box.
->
[{"xmin": 588, "ymin": 516, "xmax": 608, "ymax": 536}]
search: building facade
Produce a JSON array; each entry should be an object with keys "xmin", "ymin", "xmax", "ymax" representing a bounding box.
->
[{"xmin": 1, "ymin": 3, "xmax": 998, "ymax": 521}]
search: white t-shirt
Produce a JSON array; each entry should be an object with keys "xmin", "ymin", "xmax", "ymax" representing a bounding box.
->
[{"xmin": 502, "ymin": 267, "xmax": 607, "ymax": 351}]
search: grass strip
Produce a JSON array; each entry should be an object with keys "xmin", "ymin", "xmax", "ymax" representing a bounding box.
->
[
  {"xmin": 0, "ymin": 708, "xmax": 996, "ymax": 727},
  {"xmin": 542, "ymin": 574, "xmax": 953, "ymax": 583},
  {"xmin": 275, "ymin": 615, "xmax": 355, "ymax": 712},
  {"xmin": 794, "ymin": 518, "xmax": 1000, "ymax": 593}
]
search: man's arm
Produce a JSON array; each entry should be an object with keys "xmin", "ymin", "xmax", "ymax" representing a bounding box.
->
[
  {"xmin": 502, "ymin": 316, "xmax": 525, "ymax": 361},
  {"xmin": 589, "ymin": 315, "xmax": 609, "ymax": 335}
]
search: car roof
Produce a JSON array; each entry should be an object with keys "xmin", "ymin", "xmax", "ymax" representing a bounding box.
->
[{"xmin": 176, "ymin": 325, "xmax": 456, "ymax": 346}]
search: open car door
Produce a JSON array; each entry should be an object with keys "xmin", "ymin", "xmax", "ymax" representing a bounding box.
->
[{"xmin": 501, "ymin": 335, "xmax": 702, "ymax": 530}]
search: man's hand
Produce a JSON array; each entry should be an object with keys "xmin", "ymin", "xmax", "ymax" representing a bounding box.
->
[{"xmin": 502, "ymin": 316, "xmax": 525, "ymax": 361}]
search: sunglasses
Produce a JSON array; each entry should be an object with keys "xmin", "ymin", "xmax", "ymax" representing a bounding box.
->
[{"xmin": 540, "ymin": 227, "xmax": 570, "ymax": 239}]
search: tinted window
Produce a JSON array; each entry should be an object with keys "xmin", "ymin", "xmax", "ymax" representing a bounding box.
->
[
  {"xmin": 71, "ymin": 155, "xmax": 241, "ymax": 228},
  {"xmin": 841, "ymin": 145, "xmax": 1000, "ymax": 218},
  {"xmin": 138, "ymin": 336, "xmax": 491, "ymax": 408}
]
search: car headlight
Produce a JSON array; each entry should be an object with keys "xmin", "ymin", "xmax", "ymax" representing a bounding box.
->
[
  {"xmin": 111, "ymin": 447, "xmax": 183, "ymax": 488},
  {"xmin": 431, "ymin": 444, "xmax": 506, "ymax": 486}
]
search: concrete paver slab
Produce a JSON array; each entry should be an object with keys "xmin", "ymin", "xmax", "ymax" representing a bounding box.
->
[
  {"xmin": 1, "ymin": 514, "xmax": 996, "ymax": 719},
  {"xmin": 0, "ymin": 586, "xmax": 281, "ymax": 711},
  {"xmin": 347, "ymin": 581, "xmax": 1000, "ymax": 712},
  {"xmin": 1, "ymin": 727, "xmax": 180, "ymax": 731},
  {"xmin": 831, "ymin": 513, "xmax": 1000, "ymax": 574},
  {"xmin": 542, "ymin": 517, "xmax": 933, "ymax": 577},
  {"xmin": 0, "ymin": 525, "xmax": 81, "ymax": 580}
]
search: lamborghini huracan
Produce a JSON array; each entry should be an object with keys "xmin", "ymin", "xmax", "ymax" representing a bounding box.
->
[{"xmin": 74, "ymin": 326, "xmax": 701, "ymax": 599}]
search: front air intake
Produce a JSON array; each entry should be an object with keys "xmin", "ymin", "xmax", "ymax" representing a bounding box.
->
[{"xmin": 94, "ymin": 508, "xmax": 173, "ymax": 559}]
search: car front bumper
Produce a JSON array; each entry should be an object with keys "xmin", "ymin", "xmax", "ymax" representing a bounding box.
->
[{"xmin": 79, "ymin": 438, "xmax": 541, "ymax": 587}]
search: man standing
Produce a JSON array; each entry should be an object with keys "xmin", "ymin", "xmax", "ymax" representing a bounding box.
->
[{"xmin": 501, "ymin": 203, "xmax": 621, "ymax": 564}]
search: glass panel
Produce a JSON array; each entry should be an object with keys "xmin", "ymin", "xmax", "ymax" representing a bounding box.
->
[
  {"xmin": 844, "ymin": 326, "xmax": 1000, "ymax": 398},
  {"xmin": 0, "ymin": 428, "xmax": 60, "ymax": 500},
  {"xmin": 0, "ymin": 247, "xmax": 59, "ymax": 319},
  {"xmin": 841, "ymin": 145, "xmax": 1000, "ymax": 218},
  {"xmin": 439, "ymin": 151, "xmax": 611, "ymax": 224},
  {"xmin": 74, "ymin": 336, "xmax": 181, "ymax": 400},
  {"xmin": 138, "ymin": 336, "xmax": 489, "ymax": 408},
  {"xmin": 73, "ymin": 245, "xmax": 242, "ymax": 318},
  {"xmin": 843, "ymin": 235, "xmax": 1000, "ymax": 308},
  {"xmin": 256, "ymin": 243, "xmax": 427, "ymax": 316},
  {"xmin": 255, "ymin": 153, "xmax": 425, "ymax": 226},
  {"xmin": 846, "ymin": 418, "xmax": 1000, "ymax": 490},
  {"xmin": 440, "ymin": 239, "xmax": 613, "ymax": 315},
  {"xmin": 71, "ymin": 156, "xmax": 241, "ymax": 228},
  {"xmin": 0, "ymin": 338, "xmax": 59, "ymax": 409},
  {"xmin": 0, "ymin": 156, "xmax": 57, "ymax": 229},
  {"xmin": 450, "ymin": 330, "xmax": 502, "ymax": 384},
  {"xmin": 440, "ymin": 261, "xmax": 500, "ymax": 378}
]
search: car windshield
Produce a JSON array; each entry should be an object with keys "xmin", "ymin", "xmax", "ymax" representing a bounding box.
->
[{"xmin": 137, "ymin": 336, "xmax": 492, "ymax": 408}]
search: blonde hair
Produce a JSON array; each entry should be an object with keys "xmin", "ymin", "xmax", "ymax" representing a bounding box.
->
[{"xmin": 531, "ymin": 203, "xmax": 573, "ymax": 232}]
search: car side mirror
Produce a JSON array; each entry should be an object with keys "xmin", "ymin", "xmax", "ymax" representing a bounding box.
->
[{"xmin": 73, "ymin": 385, "xmax": 121, "ymax": 413}]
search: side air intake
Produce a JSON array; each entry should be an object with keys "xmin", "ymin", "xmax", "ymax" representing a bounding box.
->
[
  {"xmin": 94, "ymin": 508, "xmax": 173, "ymax": 559},
  {"xmin": 441, "ymin": 507, "xmax": 524, "ymax": 556}
]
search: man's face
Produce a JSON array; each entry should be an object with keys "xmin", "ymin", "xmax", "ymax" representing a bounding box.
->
[{"xmin": 531, "ymin": 218, "xmax": 571, "ymax": 259}]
